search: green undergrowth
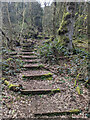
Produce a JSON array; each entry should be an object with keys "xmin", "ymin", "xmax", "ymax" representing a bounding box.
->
[{"xmin": 1, "ymin": 47, "xmax": 24, "ymax": 76}]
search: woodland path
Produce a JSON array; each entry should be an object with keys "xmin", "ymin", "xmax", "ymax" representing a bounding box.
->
[
  {"xmin": 17, "ymin": 41, "xmax": 88, "ymax": 118},
  {"xmin": 2, "ymin": 40, "xmax": 89, "ymax": 118},
  {"xmin": 18, "ymin": 42, "xmax": 67, "ymax": 116}
]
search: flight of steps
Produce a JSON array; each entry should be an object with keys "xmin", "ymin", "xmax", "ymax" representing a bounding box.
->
[
  {"xmin": 9, "ymin": 43, "xmax": 80, "ymax": 118},
  {"xmin": 19, "ymin": 45, "xmax": 61, "ymax": 95}
]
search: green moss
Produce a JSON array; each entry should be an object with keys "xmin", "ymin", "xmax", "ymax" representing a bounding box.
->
[
  {"xmin": 64, "ymin": 12, "xmax": 71, "ymax": 21},
  {"xmin": 58, "ymin": 26, "xmax": 68, "ymax": 35},
  {"xmin": 76, "ymin": 86, "xmax": 81, "ymax": 95},
  {"xmin": 63, "ymin": 36, "xmax": 69, "ymax": 42},
  {"xmin": 34, "ymin": 48, "xmax": 37, "ymax": 51},
  {"xmin": 74, "ymin": 80, "xmax": 77, "ymax": 87},
  {"xmin": 51, "ymin": 88, "xmax": 60, "ymax": 92},
  {"xmin": 44, "ymin": 72, "xmax": 52, "ymax": 76},
  {"xmin": 4, "ymin": 80, "xmax": 9, "ymax": 85},
  {"xmin": 8, "ymin": 84, "xmax": 16, "ymax": 89},
  {"xmin": 48, "ymin": 77, "xmax": 52, "ymax": 80},
  {"xmin": 1, "ymin": 77, "xmax": 6, "ymax": 81},
  {"xmin": 6, "ymin": 58, "xmax": 13, "ymax": 61},
  {"xmin": 38, "ymin": 64, "xmax": 44, "ymax": 68},
  {"xmin": 22, "ymin": 75, "xmax": 25, "ymax": 78},
  {"xmin": 69, "ymin": 109, "xmax": 80, "ymax": 113},
  {"xmin": 8, "ymin": 84, "xmax": 20, "ymax": 92},
  {"xmin": 58, "ymin": 11, "xmax": 71, "ymax": 36},
  {"xmin": 60, "ymin": 20, "xmax": 67, "ymax": 28}
]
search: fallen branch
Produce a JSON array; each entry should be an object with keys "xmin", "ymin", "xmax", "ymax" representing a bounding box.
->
[{"xmin": 0, "ymin": 28, "xmax": 10, "ymax": 42}]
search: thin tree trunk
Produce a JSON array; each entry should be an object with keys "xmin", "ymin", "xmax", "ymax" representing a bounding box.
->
[
  {"xmin": 58, "ymin": 2, "xmax": 75, "ymax": 53},
  {"xmin": 53, "ymin": 1, "xmax": 56, "ymax": 39},
  {"xmin": 66, "ymin": 2, "xmax": 75, "ymax": 52},
  {"xmin": 20, "ymin": 2, "xmax": 26, "ymax": 42},
  {"xmin": 6, "ymin": 3, "xmax": 13, "ymax": 50}
]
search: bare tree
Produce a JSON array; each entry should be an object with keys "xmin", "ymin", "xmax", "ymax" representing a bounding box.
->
[
  {"xmin": 53, "ymin": 0, "xmax": 56, "ymax": 39},
  {"xmin": 6, "ymin": 3, "xmax": 13, "ymax": 50}
]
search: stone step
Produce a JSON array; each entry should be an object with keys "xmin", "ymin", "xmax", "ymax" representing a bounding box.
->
[
  {"xmin": 23, "ymin": 64, "xmax": 44, "ymax": 69},
  {"xmin": 20, "ymin": 52, "xmax": 35, "ymax": 55},
  {"xmin": 21, "ymin": 70, "xmax": 53, "ymax": 78},
  {"xmin": 9, "ymin": 52, "xmax": 17, "ymax": 55},
  {"xmin": 22, "ymin": 44, "xmax": 32, "ymax": 47},
  {"xmin": 20, "ymin": 88, "xmax": 61, "ymax": 95},
  {"xmin": 21, "ymin": 55, "xmax": 38, "ymax": 59},
  {"xmin": 21, "ymin": 50, "xmax": 33, "ymax": 52},
  {"xmin": 23, "ymin": 59, "xmax": 41, "ymax": 63}
]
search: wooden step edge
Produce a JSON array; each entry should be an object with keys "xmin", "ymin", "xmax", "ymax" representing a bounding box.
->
[
  {"xmin": 21, "ymin": 50, "xmax": 33, "ymax": 52},
  {"xmin": 9, "ymin": 52, "xmax": 17, "ymax": 55},
  {"xmin": 22, "ymin": 56, "xmax": 38, "ymax": 59},
  {"xmin": 23, "ymin": 59, "xmax": 41, "ymax": 63},
  {"xmin": 22, "ymin": 73, "xmax": 53, "ymax": 78},
  {"xmin": 20, "ymin": 52, "xmax": 35, "ymax": 54},
  {"xmin": 23, "ymin": 64, "xmax": 44, "ymax": 68},
  {"xmin": 20, "ymin": 88, "xmax": 64, "ymax": 95},
  {"xmin": 34, "ymin": 109, "xmax": 81, "ymax": 117}
]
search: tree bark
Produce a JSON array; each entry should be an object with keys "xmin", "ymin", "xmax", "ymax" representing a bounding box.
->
[
  {"xmin": 6, "ymin": 3, "xmax": 13, "ymax": 50},
  {"xmin": 66, "ymin": 2, "xmax": 75, "ymax": 52},
  {"xmin": 53, "ymin": 1, "xmax": 56, "ymax": 39},
  {"xmin": 58, "ymin": 2, "xmax": 75, "ymax": 52}
]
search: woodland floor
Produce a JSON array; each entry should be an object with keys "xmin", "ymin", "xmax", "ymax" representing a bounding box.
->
[{"xmin": 2, "ymin": 39, "xmax": 89, "ymax": 119}]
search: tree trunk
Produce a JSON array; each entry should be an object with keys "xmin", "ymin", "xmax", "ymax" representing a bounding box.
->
[
  {"xmin": 53, "ymin": 1, "xmax": 56, "ymax": 39},
  {"xmin": 6, "ymin": 3, "xmax": 13, "ymax": 50},
  {"xmin": 58, "ymin": 2, "xmax": 75, "ymax": 53},
  {"xmin": 20, "ymin": 2, "xmax": 26, "ymax": 42},
  {"xmin": 66, "ymin": 2, "xmax": 75, "ymax": 51}
]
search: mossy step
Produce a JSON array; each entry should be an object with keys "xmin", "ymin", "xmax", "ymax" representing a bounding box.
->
[
  {"xmin": 21, "ymin": 70, "xmax": 53, "ymax": 78},
  {"xmin": 34, "ymin": 109, "xmax": 80, "ymax": 117},
  {"xmin": 23, "ymin": 64, "xmax": 44, "ymax": 69},
  {"xmin": 21, "ymin": 50, "xmax": 33, "ymax": 52},
  {"xmin": 21, "ymin": 55, "xmax": 38, "ymax": 59},
  {"xmin": 23, "ymin": 59, "xmax": 41, "ymax": 63},
  {"xmin": 20, "ymin": 88, "xmax": 61, "ymax": 95},
  {"xmin": 22, "ymin": 43, "xmax": 31, "ymax": 47},
  {"xmin": 9, "ymin": 52, "xmax": 17, "ymax": 55},
  {"xmin": 22, "ymin": 47, "xmax": 33, "ymax": 49},
  {"xmin": 11, "ymin": 55, "xmax": 21, "ymax": 59},
  {"xmin": 20, "ymin": 52, "xmax": 35, "ymax": 55}
]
